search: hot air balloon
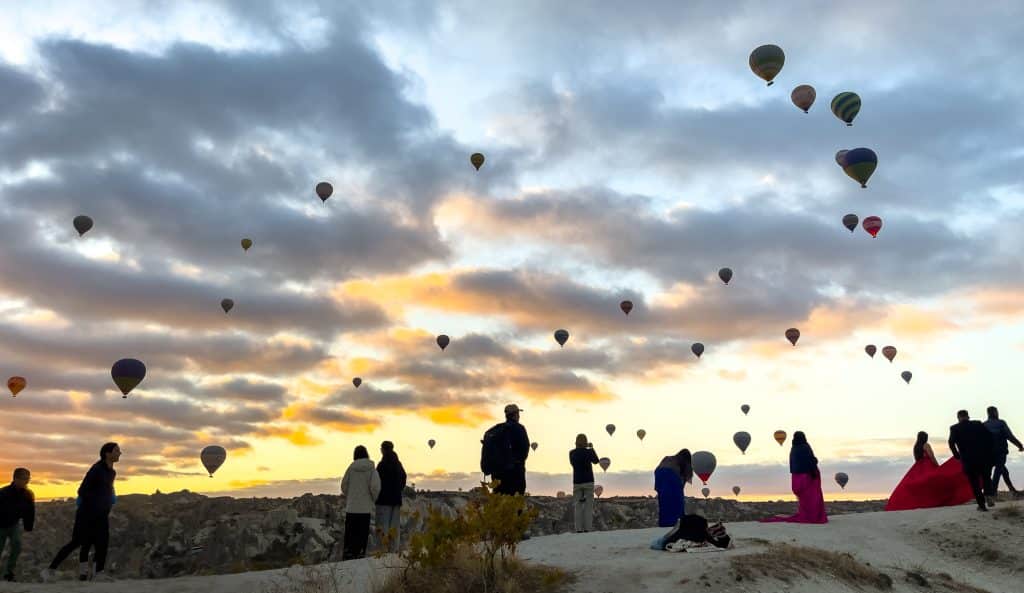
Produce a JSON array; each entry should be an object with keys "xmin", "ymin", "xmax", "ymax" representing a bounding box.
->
[
  {"xmin": 620, "ymin": 300, "xmax": 633, "ymax": 315},
  {"xmin": 732, "ymin": 486, "xmax": 741, "ymax": 497},
  {"xmin": 749, "ymin": 44, "xmax": 785, "ymax": 86},
  {"xmin": 791, "ymin": 84, "xmax": 816, "ymax": 113},
  {"xmin": 315, "ymin": 182, "xmax": 333, "ymax": 203},
  {"xmin": 863, "ymin": 216, "xmax": 883, "ymax": 238},
  {"xmin": 241, "ymin": 238, "xmax": 253, "ymax": 252},
  {"xmin": 882, "ymin": 345, "xmax": 897, "ymax": 362},
  {"xmin": 691, "ymin": 342, "xmax": 705, "ymax": 358},
  {"xmin": 554, "ymin": 329, "xmax": 569, "ymax": 347},
  {"xmin": 594, "ymin": 485, "xmax": 604, "ymax": 498},
  {"xmin": 901, "ymin": 371, "xmax": 913, "ymax": 384},
  {"xmin": 835, "ymin": 472, "xmax": 849, "ymax": 489},
  {"xmin": 428, "ymin": 439, "xmax": 436, "ymax": 450},
  {"xmin": 73, "ymin": 215, "xmax": 93, "ymax": 236},
  {"xmin": 606, "ymin": 424, "xmax": 616, "ymax": 437},
  {"xmin": 436, "ymin": 334, "xmax": 450, "ymax": 351},
  {"xmin": 111, "ymin": 358, "xmax": 146, "ymax": 398},
  {"xmin": 842, "ymin": 148, "xmax": 877, "ymax": 188},
  {"xmin": 531, "ymin": 442, "xmax": 539, "ymax": 451},
  {"xmin": 701, "ymin": 487, "xmax": 710, "ymax": 499},
  {"xmin": 785, "ymin": 328, "xmax": 800, "ymax": 346},
  {"xmin": 842, "ymin": 214, "xmax": 859, "ymax": 232},
  {"xmin": 718, "ymin": 267, "xmax": 733, "ymax": 285},
  {"xmin": 835, "ymin": 149, "xmax": 849, "ymax": 168},
  {"xmin": 773, "ymin": 430, "xmax": 787, "ymax": 446},
  {"xmin": 692, "ymin": 451, "xmax": 717, "ymax": 484},
  {"xmin": 741, "ymin": 404, "xmax": 750, "ymax": 416},
  {"xmin": 221, "ymin": 299, "xmax": 234, "ymax": 314},
  {"xmin": 7, "ymin": 376, "xmax": 26, "ymax": 397},
  {"xmin": 830, "ymin": 92, "xmax": 861, "ymax": 126},
  {"xmin": 470, "ymin": 152, "xmax": 485, "ymax": 171},
  {"xmin": 200, "ymin": 445, "xmax": 227, "ymax": 477},
  {"xmin": 733, "ymin": 431, "xmax": 751, "ymax": 455},
  {"xmin": 352, "ymin": 377, "xmax": 362, "ymax": 388},
  {"xmin": 599, "ymin": 457, "xmax": 611, "ymax": 472},
  {"xmin": 636, "ymin": 429, "xmax": 646, "ymax": 441},
  {"xmin": 865, "ymin": 345, "xmax": 877, "ymax": 358}
]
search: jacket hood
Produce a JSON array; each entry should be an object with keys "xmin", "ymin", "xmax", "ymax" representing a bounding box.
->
[{"xmin": 349, "ymin": 458, "xmax": 376, "ymax": 472}]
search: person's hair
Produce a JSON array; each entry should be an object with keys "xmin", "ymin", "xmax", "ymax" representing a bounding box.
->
[
  {"xmin": 381, "ymin": 441, "xmax": 394, "ymax": 452},
  {"xmin": 575, "ymin": 434, "xmax": 588, "ymax": 448},
  {"xmin": 100, "ymin": 442, "xmax": 119, "ymax": 461},
  {"xmin": 987, "ymin": 406, "xmax": 998, "ymax": 419},
  {"xmin": 792, "ymin": 431, "xmax": 808, "ymax": 446},
  {"xmin": 353, "ymin": 445, "xmax": 369, "ymax": 460},
  {"xmin": 913, "ymin": 431, "xmax": 928, "ymax": 461},
  {"xmin": 675, "ymin": 449, "xmax": 693, "ymax": 483},
  {"xmin": 12, "ymin": 467, "xmax": 30, "ymax": 480},
  {"xmin": 957, "ymin": 409, "xmax": 969, "ymax": 419}
]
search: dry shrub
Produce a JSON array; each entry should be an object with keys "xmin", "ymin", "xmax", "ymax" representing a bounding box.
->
[
  {"xmin": 375, "ymin": 547, "xmax": 572, "ymax": 593},
  {"xmin": 904, "ymin": 570, "xmax": 992, "ymax": 593},
  {"xmin": 731, "ymin": 543, "xmax": 893, "ymax": 590}
]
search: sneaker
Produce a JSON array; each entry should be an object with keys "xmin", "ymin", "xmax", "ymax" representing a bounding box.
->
[
  {"xmin": 40, "ymin": 568, "xmax": 56, "ymax": 583},
  {"xmin": 92, "ymin": 571, "xmax": 115, "ymax": 582},
  {"xmin": 985, "ymin": 496, "xmax": 996, "ymax": 508}
]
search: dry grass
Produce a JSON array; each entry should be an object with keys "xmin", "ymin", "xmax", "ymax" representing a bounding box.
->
[
  {"xmin": 993, "ymin": 504, "xmax": 1022, "ymax": 521},
  {"xmin": 375, "ymin": 548, "xmax": 573, "ymax": 593},
  {"xmin": 731, "ymin": 543, "xmax": 893, "ymax": 590},
  {"xmin": 903, "ymin": 570, "xmax": 992, "ymax": 593},
  {"xmin": 260, "ymin": 564, "xmax": 349, "ymax": 593}
]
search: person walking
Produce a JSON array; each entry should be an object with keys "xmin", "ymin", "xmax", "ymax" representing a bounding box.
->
[
  {"xmin": 0, "ymin": 468, "xmax": 35, "ymax": 582},
  {"xmin": 43, "ymin": 442, "xmax": 120, "ymax": 582},
  {"xmin": 569, "ymin": 434, "xmax": 600, "ymax": 533},
  {"xmin": 761, "ymin": 431, "xmax": 828, "ymax": 524},
  {"xmin": 374, "ymin": 441, "xmax": 406, "ymax": 553},
  {"xmin": 654, "ymin": 449, "xmax": 692, "ymax": 527},
  {"xmin": 949, "ymin": 410, "xmax": 996, "ymax": 511},
  {"xmin": 485, "ymin": 404, "xmax": 530, "ymax": 496},
  {"xmin": 341, "ymin": 445, "xmax": 381, "ymax": 560},
  {"xmin": 984, "ymin": 406, "xmax": 1023, "ymax": 497}
]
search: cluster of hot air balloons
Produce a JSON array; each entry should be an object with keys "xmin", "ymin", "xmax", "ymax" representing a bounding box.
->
[
  {"xmin": 864, "ymin": 344, "xmax": 913, "ymax": 384},
  {"xmin": 841, "ymin": 213, "xmax": 883, "ymax": 238}
]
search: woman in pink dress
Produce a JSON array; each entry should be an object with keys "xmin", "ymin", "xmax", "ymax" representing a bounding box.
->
[
  {"xmin": 885, "ymin": 431, "xmax": 974, "ymax": 511},
  {"xmin": 761, "ymin": 431, "xmax": 828, "ymax": 524}
]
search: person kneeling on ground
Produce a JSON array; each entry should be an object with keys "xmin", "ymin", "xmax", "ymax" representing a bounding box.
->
[{"xmin": 650, "ymin": 514, "xmax": 733, "ymax": 552}]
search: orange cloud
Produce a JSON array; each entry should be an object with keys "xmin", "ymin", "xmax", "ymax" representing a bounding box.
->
[
  {"xmin": 228, "ymin": 479, "xmax": 270, "ymax": 489},
  {"xmin": 260, "ymin": 424, "xmax": 324, "ymax": 447},
  {"xmin": 424, "ymin": 406, "xmax": 492, "ymax": 427},
  {"xmin": 881, "ymin": 304, "xmax": 958, "ymax": 336}
]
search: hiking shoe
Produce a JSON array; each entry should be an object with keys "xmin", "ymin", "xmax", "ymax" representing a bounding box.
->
[
  {"xmin": 92, "ymin": 571, "xmax": 115, "ymax": 582},
  {"xmin": 985, "ymin": 496, "xmax": 996, "ymax": 507},
  {"xmin": 977, "ymin": 505, "xmax": 989, "ymax": 512},
  {"xmin": 39, "ymin": 568, "xmax": 56, "ymax": 583},
  {"xmin": 3, "ymin": 573, "xmax": 14, "ymax": 582}
]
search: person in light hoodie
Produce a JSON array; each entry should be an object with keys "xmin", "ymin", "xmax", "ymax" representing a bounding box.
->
[{"xmin": 341, "ymin": 445, "xmax": 381, "ymax": 560}]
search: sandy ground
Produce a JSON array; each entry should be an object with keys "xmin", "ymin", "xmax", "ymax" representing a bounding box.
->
[{"xmin": 0, "ymin": 502, "xmax": 1020, "ymax": 593}]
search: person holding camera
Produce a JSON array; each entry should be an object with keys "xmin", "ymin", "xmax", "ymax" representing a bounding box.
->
[{"xmin": 569, "ymin": 434, "xmax": 600, "ymax": 533}]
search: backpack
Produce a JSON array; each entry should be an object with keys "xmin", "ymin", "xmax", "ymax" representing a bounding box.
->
[{"xmin": 480, "ymin": 423, "xmax": 510, "ymax": 476}]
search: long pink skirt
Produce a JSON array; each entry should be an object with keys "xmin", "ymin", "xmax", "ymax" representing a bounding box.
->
[{"xmin": 760, "ymin": 473, "xmax": 828, "ymax": 524}]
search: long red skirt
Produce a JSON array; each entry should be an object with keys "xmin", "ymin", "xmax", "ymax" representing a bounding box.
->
[
  {"xmin": 761, "ymin": 473, "xmax": 828, "ymax": 524},
  {"xmin": 885, "ymin": 457, "xmax": 974, "ymax": 511}
]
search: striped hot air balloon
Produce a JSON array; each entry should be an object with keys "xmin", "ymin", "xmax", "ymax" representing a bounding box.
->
[
  {"xmin": 749, "ymin": 45, "xmax": 785, "ymax": 86},
  {"xmin": 831, "ymin": 92, "xmax": 862, "ymax": 126}
]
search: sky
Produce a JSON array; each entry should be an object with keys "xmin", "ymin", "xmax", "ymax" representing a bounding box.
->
[{"xmin": 2, "ymin": 0, "xmax": 1024, "ymax": 502}]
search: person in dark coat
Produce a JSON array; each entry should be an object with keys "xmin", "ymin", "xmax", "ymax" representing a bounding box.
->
[
  {"xmin": 569, "ymin": 434, "xmax": 600, "ymax": 532},
  {"xmin": 0, "ymin": 468, "xmax": 35, "ymax": 582},
  {"xmin": 493, "ymin": 404, "xmax": 530, "ymax": 496},
  {"xmin": 984, "ymin": 406, "xmax": 1023, "ymax": 497},
  {"xmin": 374, "ymin": 441, "xmax": 407, "ymax": 553},
  {"xmin": 43, "ymin": 443, "xmax": 120, "ymax": 582},
  {"xmin": 948, "ymin": 410, "xmax": 996, "ymax": 511}
]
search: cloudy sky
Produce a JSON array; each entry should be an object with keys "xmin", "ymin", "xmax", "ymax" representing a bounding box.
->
[{"xmin": 2, "ymin": 1, "xmax": 1023, "ymax": 502}]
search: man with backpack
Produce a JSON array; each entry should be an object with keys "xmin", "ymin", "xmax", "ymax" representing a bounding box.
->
[{"xmin": 481, "ymin": 404, "xmax": 530, "ymax": 495}]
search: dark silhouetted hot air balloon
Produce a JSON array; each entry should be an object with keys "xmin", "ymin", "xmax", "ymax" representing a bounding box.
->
[
  {"xmin": 863, "ymin": 216, "xmax": 883, "ymax": 238},
  {"xmin": 531, "ymin": 442, "xmax": 539, "ymax": 452},
  {"xmin": 111, "ymin": 358, "xmax": 146, "ymax": 398},
  {"xmin": 599, "ymin": 457, "xmax": 611, "ymax": 472},
  {"xmin": 691, "ymin": 342, "xmax": 705, "ymax": 358},
  {"xmin": 315, "ymin": 182, "xmax": 333, "ymax": 203},
  {"xmin": 791, "ymin": 85, "xmax": 816, "ymax": 113},
  {"xmin": 842, "ymin": 148, "xmax": 877, "ymax": 188},
  {"xmin": 620, "ymin": 300, "xmax": 633, "ymax": 315},
  {"xmin": 241, "ymin": 238, "xmax": 253, "ymax": 252},
  {"xmin": 594, "ymin": 485, "xmax": 604, "ymax": 497},
  {"xmin": 692, "ymin": 451, "xmax": 717, "ymax": 484},
  {"xmin": 865, "ymin": 345, "xmax": 877, "ymax": 358},
  {"xmin": 733, "ymin": 431, "xmax": 751, "ymax": 454},
  {"xmin": 554, "ymin": 329, "xmax": 569, "ymax": 347},
  {"xmin": 470, "ymin": 153, "xmax": 485, "ymax": 171},
  {"xmin": 606, "ymin": 424, "xmax": 616, "ymax": 437},
  {"xmin": 901, "ymin": 371, "xmax": 912, "ymax": 384},
  {"xmin": 701, "ymin": 487, "xmax": 710, "ymax": 499},
  {"xmin": 73, "ymin": 215, "xmax": 93, "ymax": 237},
  {"xmin": 831, "ymin": 92, "xmax": 861, "ymax": 126},
  {"xmin": 732, "ymin": 486, "xmax": 741, "ymax": 496},
  {"xmin": 842, "ymin": 214, "xmax": 859, "ymax": 232},
  {"xmin": 436, "ymin": 335, "xmax": 450, "ymax": 351},
  {"xmin": 352, "ymin": 377, "xmax": 362, "ymax": 388},
  {"xmin": 221, "ymin": 299, "xmax": 234, "ymax": 314},
  {"xmin": 428, "ymin": 439, "xmax": 436, "ymax": 449},
  {"xmin": 7, "ymin": 376, "xmax": 26, "ymax": 397},
  {"xmin": 774, "ymin": 430, "xmax": 787, "ymax": 446},
  {"xmin": 749, "ymin": 44, "xmax": 785, "ymax": 86},
  {"xmin": 882, "ymin": 346, "xmax": 897, "ymax": 362},
  {"xmin": 741, "ymin": 404, "xmax": 750, "ymax": 416},
  {"xmin": 201, "ymin": 446, "xmax": 227, "ymax": 477},
  {"xmin": 835, "ymin": 472, "xmax": 849, "ymax": 489},
  {"xmin": 785, "ymin": 328, "xmax": 800, "ymax": 346},
  {"xmin": 636, "ymin": 429, "xmax": 646, "ymax": 441},
  {"xmin": 718, "ymin": 267, "xmax": 733, "ymax": 285}
]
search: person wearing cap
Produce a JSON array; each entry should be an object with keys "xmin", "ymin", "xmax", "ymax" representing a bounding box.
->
[
  {"xmin": 494, "ymin": 404, "xmax": 531, "ymax": 495},
  {"xmin": 374, "ymin": 441, "xmax": 406, "ymax": 553}
]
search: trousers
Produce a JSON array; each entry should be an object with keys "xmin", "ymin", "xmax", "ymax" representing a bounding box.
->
[
  {"xmin": 342, "ymin": 513, "xmax": 371, "ymax": 560},
  {"xmin": 0, "ymin": 526, "xmax": 22, "ymax": 575},
  {"xmin": 49, "ymin": 511, "xmax": 110, "ymax": 572},
  {"xmin": 374, "ymin": 505, "xmax": 401, "ymax": 553},
  {"xmin": 573, "ymin": 483, "xmax": 595, "ymax": 532}
]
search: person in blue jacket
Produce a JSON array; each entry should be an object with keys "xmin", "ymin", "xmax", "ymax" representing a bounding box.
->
[
  {"xmin": 654, "ymin": 449, "xmax": 692, "ymax": 527},
  {"xmin": 985, "ymin": 406, "xmax": 1023, "ymax": 497}
]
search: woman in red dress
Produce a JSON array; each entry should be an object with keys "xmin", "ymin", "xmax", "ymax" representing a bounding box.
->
[{"xmin": 886, "ymin": 431, "xmax": 974, "ymax": 511}]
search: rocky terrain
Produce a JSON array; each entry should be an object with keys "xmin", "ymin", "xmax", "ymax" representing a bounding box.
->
[{"xmin": 8, "ymin": 490, "xmax": 886, "ymax": 582}]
